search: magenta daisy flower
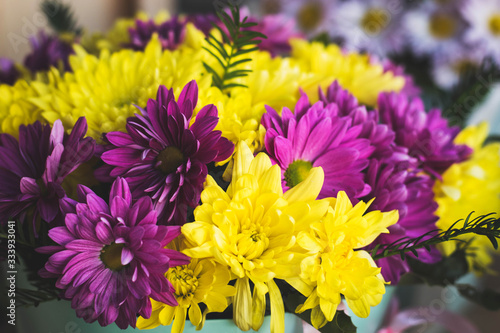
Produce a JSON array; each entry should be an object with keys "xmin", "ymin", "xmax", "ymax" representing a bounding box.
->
[
  {"xmin": 262, "ymin": 88, "xmax": 374, "ymax": 200},
  {"xmin": 126, "ymin": 16, "xmax": 186, "ymax": 51},
  {"xmin": 363, "ymin": 160, "xmax": 441, "ymax": 283},
  {"xmin": 0, "ymin": 118, "xmax": 95, "ymax": 225},
  {"xmin": 38, "ymin": 178, "xmax": 190, "ymax": 328},
  {"xmin": 99, "ymin": 81, "xmax": 234, "ymax": 225},
  {"xmin": 377, "ymin": 92, "xmax": 472, "ymax": 177}
]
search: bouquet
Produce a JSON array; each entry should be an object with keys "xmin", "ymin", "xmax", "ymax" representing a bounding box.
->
[{"xmin": 1, "ymin": 1, "xmax": 500, "ymax": 332}]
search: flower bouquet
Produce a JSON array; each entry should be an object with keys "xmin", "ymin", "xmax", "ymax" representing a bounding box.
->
[{"xmin": 1, "ymin": 1, "xmax": 500, "ymax": 332}]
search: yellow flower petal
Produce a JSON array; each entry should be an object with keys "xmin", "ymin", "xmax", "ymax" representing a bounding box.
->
[{"xmin": 283, "ymin": 167, "xmax": 324, "ymax": 203}]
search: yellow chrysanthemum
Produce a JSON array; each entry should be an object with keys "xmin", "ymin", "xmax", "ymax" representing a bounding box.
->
[
  {"xmin": 199, "ymin": 48, "xmax": 305, "ymax": 156},
  {"xmin": 31, "ymin": 35, "xmax": 211, "ymax": 140},
  {"xmin": 182, "ymin": 141, "xmax": 329, "ymax": 333},
  {"xmin": 434, "ymin": 123, "xmax": 500, "ymax": 273},
  {"xmin": 0, "ymin": 79, "xmax": 51, "ymax": 137},
  {"xmin": 290, "ymin": 39, "xmax": 405, "ymax": 106},
  {"xmin": 137, "ymin": 237, "xmax": 235, "ymax": 333},
  {"xmin": 288, "ymin": 192, "xmax": 398, "ymax": 329}
]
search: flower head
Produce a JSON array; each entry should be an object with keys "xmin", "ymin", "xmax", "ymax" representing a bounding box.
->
[
  {"xmin": 290, "ymin": 191, "xmax": 398, "ymax": 328},
  {"xmin": 331, "ymin": 0, "xmax": 406, "ymax": 57},
  {"xmin": 127, "ymin": 16, "xmax": 187, "ymax": 51},
  {"xmin": 99, "ymin": 81, "xmax": 234, "ymax": 225},
  {"xmin": 182, "ymin": 141, "xmax": 329, "ymax": 333},
  {"xmin": 0, "ymin": 117, "xmax": 95, "ymax": 225},
  {"xmin": 362, "ymin": 160, "xmax": 440, "ymax": 283},
  {"xmin": 434, "ymin": 123, "xmax": 500, "ymax": 273},
  {"xmin": 253, "ymin": 14, "xmax": 304, "ymax": 56},
  {"xmin": 461, "ymin": 0, "xmax": 500, "ymax": 64},
  {"xmin": 38, "ymin": 178, "xmax": 190, "ymax": 328},
  {"xmin": 0, "ymin": 58, "xmax": 20, "ymax": 85},
  {"xmin": 377, "ymin": 92, "xmax": 472, "ymax": 176},
  {"xmin": 32, "ymin": 35, "xmax": 210, "ymax": 140},
  {"xmin": 137, "ymin": 237, "xmax": 235, "ymax": 332},
  {"xmin": 290, "ymin": 39, "xmax": 406, "ymax": 106},
  {"xmin": 262, "ymin": 88, "xmax": 374, "ymax": 200},
  {"xmin": 23, "ymin": 31, "xmax": 74, "ymax": 74}
]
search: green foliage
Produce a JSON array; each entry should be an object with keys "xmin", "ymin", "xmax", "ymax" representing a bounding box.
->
[
  {"xmin": 371, "ymin": 212, "xmax": 500, "ymax": 261},
  {"xmin": 41, "ymin": 0, "xmax": 82, "ymax": 35},
  {"xmin": 203, "ymin": 1, "xmax": 266, "ymax": 91}
]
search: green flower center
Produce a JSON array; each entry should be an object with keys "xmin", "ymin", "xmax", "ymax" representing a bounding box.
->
[
  {"xmin": 489, "ymin": 14, "xmax": 500, "ymax": 36},
  {"xmin": 100, "ymin": 242, "xmax": 126, "ymax": 271},
  {"xmin": 284, "ymin": 160, "xmax": 313, "ymax": 188},
  {"xmin": 297, "ymin": 2, "xmax": 323, "ymax": 31},
  {"xmin": 167, "ymin": 266, "xmax": 199, "ymax": 298},
  {"xmin": 361, "ymin": 8, "xmax": 391, "ymax": 36},
  {"xmin": 429, "ymin": 13, "xmax": 457, "ymax": 39},
  {"xmin": 156, "ymin": 146, "xmax": 185, "ymax": 174},
  {"xmin": 36, "ymin": 178, "xmax": 49, "ymax": 197}
]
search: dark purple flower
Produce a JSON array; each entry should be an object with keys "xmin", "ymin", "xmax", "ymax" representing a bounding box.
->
[
  {"xmin": 0, "ymin": 57, "xmax": 20, "ymax": 85},
  {"xmin": 262, "ymin": 89, "xmax": 374, "ymax": 200},
  {"xmin": 187, "ymin": 13, "xmax": 220, "ymax": 36},
  {"xmin": 127, "ymin": 16, "xmax": 186, "ymax": 51},
  {"xmin": 23, "ymin": 31, "xmax": 74, "ymax": 74},
  {"xmin": 362, "ymin": 160, "xmax": 441, "ymax": 283},
  {"xmin": 378, "ymin": 92, "xmax": 472, "ymax": 177},
  {"xmin": 98, "ymin": 81, "xmax": 234, "ymax": 225},
  {"xmin": 38, "ymin": 178, "xmax": 190, "ymax": 328},
  {"xmin": 0, "ymin": 118, "xmax": 95, "ymax": 225}
]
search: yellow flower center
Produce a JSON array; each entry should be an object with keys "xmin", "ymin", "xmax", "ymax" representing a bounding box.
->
[
  {"xmin": 429, "ymin": 13, "xmax": 457, "ymax": 39},
  {"xmin": 100, "ymin": 242, "xmax": 126, "ymax": 271},
  {"xmin": 236, "ymin": 229, "xmax": 269, "ymax": 261},
  {"xmin": 489, "ymin": 14, "xmax": 500, "ymax": 36},
  {"xmin": 361, "ymin": 8, "xmax": 391, "ymax": 36},
  {"xmin": 297, "ymin": 2, "xmax": 324, "ymax": 32},
  {"xmin": 452, "ymin": 59, "xmax": 476, "ymax": 75},
  {"xmin": 167, "ymin": 266, "xmax": 199, "ymax": 298},
  {"xmin": 156, "ymin": 146, "xmax": 185, "ymax": 174},
  {"xmin": 284, "ymin": 160, "xmax": 313, "ymax": 188}
]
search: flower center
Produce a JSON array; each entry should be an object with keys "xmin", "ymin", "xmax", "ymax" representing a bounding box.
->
[
  {"xmin": 361, "ymin": 8, "xmax": 390, "ymax": 36},
  {"xmin": 284, "ymin": 160, "xmax": 313, "ymax": 188},
  {"xmin": 429, "ymin": 13, "xmax": 457, "ymax": 39},
  {"xmin": 489, "ymin": 14, "xmax": 500, "ymax": 36},
  {"xmin": 100, "ymin": 242, "xmax": 126, "ymax": 271},
  {"xmin": 167, "ymin": 266, "xmax": 199, "ymax": 298},
  {"xmin": 297, "ymin": 2, "xmax": 323, "ymax": 31},
  {"xmin": 156, "ymin": 146, "xmax": 185, "ymax": 174},
  {"xmin": 35, "ymin": 178, "xmax": 49, "ymax": 197},
  {"xmin": 236, "ymin": 230, "xmax": 269, "ymax": 260}
]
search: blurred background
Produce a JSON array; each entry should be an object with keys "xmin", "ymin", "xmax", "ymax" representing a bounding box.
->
[{"xmin": 0, "ymin": 0, "xmax": 500, "ymax": 333}]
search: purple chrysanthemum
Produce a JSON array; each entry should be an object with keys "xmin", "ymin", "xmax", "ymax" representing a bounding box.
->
[
  {"xmin": 262, "ymin": 89, "xmax": 374, "ymax": 200},
  {"xmin": 187, "ymin": 13, "xmax": 220, "ymax": 36},
  {"xmin": 23, "ymin": 31, "xmax": 74, "ymax": 74},
  {"xmin": 0, "ymin": 118, "xmax": 95, "ymax": 225},
  {"xmin": 362, "ymin": 159, "xmax": 441, "ymax": 283},
  {"xmin": 98, "ymin": 81, "xmax": 234, "ymax": 225},
  {"xmin": 38, "ymin": 178, "xmax": 190, "ymax": 328},
  {"xmin": 126, "ymin": 16, "xmax": 186, "ymax": 51},
  {"xmin": 254, "ymin": 14, "xmax": 304, "ymax": 56},
  {"xmin": 318, "ymin": 81, "xmax": 401, "ymax": 162},
  {"xmin": 0, "ymin": 57, "xmax": 20, "ymax": 85},
  {"xmin": 377, "ymin": 92, "xmax": 472, "ymax": 177}
]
